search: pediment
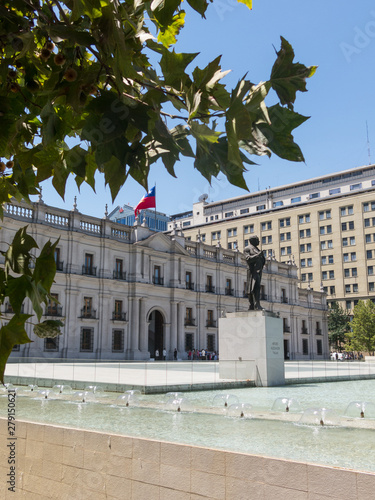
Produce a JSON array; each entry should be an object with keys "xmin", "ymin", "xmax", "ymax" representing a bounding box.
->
[{"xmin": 135, "ymin": 232, "xmax": 190, "ymax": 255}]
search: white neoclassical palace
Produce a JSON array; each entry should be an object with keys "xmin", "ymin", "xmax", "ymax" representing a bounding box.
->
[{"xmin": 1, "ymin": 201, "xmax": 329, "ymax": 361}]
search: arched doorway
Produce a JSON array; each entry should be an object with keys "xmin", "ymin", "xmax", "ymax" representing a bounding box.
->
[{"xmin": 148, "ymin": 310, "xmax": 164, "ymax": 360}]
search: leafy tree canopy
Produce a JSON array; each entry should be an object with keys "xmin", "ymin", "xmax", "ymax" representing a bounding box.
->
[
  {"xmin": 347, "ymin": 300, "xmax": 375, "ymax": 355},
  {"xmin": 327, "ymin": 301, "xmax": 350, "ymax": 352},
  {"xmin": 0, "ymin": 0, "xmax": 316, "ymax": 211},
  {"xmin": 0, "ymin": 0, "xmax": 316, "ymax": 382}
]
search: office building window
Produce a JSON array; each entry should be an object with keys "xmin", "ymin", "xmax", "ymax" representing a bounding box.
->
[
  {"xmin": 300, "ymin": 229, "xmax": 311, "ymax": 238},
  {"xmin": 329, "ymin": 188, "xmax": 341, "ymax": 195},
  {"xmin": 227, "ymin": 228, "xmax": 237, "ymax": 237},
  {"xmin": 280, "ymin": 246, "xmax": 292, "ymax": 256},
  {"xmin": 212, "ymin": 231, "xmax": 221, "ymax": 240},
  {"xmin": 280, "ymin": 232, "xmax": 291, "ymax": 241},
  {"xmin": 261, "ymin": 221, "xmax": 272, "ymax": 231},
  {"xmin": 291, "ymin": 196, "xmax": 301, "ymax": 204},
  {"xmin": 262, "ymin": 235, "xmax": 272, "ymax": 244},
  {"xmin": 320, "ymin": 225, "xmax": 332, "ymax": 235},
  {"xmin": 341, "ymin": 205, "xmax": 354, "ymax": 216},
  {"xmin": 299, "ymin": 214, "xmax": 310, "ymax": 224},
  {"xmin": 240, "ymin": 208, "xmax": 249, "ymax": 214},
  {"xmin": 279, "ymin": 217, "xmax": 291, "ymax": 227},
  {"xmin": 370, "ymin": 282, "xmax": 375, "ymax": 292},
  {"xmin": 350, "ymin": 183, "xmax": 362, "ymax": 190},
  {"xmin": 353, "ymin": 283, "xmax": 358, "ymax": 293},
  {"xmin": 244, "ymin": 224, "xmax": 254, "ymax": 234},
  {"xmin": 342, "ymin": 221, "xmax": 355, "ymax": 231},
  {"xmin": 369, "ymin": 266, "xmax": 374, "ymax": 276},
  {"xmin": 300, "ymin": 243, "xmax": 312, "ymax": 253},
  {"xmin": 256, "ymin": 204, "xmax": 266, "ymax": 211},
  {"xmin": 310, "ymin": 193, "xmax": 320, "ymax": 199},
  {"xmin": 225, "ymin": 211, "xmax": 234, "ymax": 218},
  {"xmin": 273, "ymin": 201, "xmax": 284, "ymax": 207},
  {"xmin": 319, "ymin": 210, "xmax": 331, "ymax": 220},
  {"xmin": 363, "ymin": 201, "xmax": 375, "ymax": 212}
]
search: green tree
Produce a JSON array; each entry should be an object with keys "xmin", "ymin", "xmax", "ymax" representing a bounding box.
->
[
  {"xmin": 348, "ymin": 300, "xmax": 375, "ymax": 355},
  {"xmin": 328, "ymin": 302, "xmax": 350, "ymax": 352},
  {"xmin": 0, "ymin": 0, "xmax": 316, "ymax": 381}
]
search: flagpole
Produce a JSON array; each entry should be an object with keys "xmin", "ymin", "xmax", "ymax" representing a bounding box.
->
[{"xmin": 154, "ymin": 183, "xmax": 157, "ymax": 232}]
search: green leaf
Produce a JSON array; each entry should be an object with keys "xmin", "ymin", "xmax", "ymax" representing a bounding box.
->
[
  {"xmin": 7, "ymin": 275, "xmax": 32, "ymax": 315},
  {"xmin": 47, "ymin": 25, "xmax": 97, "ymax": 45},
  {"xmin": 103, "ymin": 155, "xmax": 126, "ymax": 201},
  {"xmin": 0, "ymin": 315, "xmax": 32, "ymax": 384},
  {"xmin": 151, "ymin": 0, "xmax": 181, "ymax": 28},
  {"xmin": 33, "ymin": 239, "xmax": 59, "ymax": 292},
  {"xmin": 158, "ymin": 11, "xmax": 186, "ymax": 48},
  {"xmin": 270, "ymin": 37, "xmax": 317, "ymax": 110},
  {"xmin": 160, "ymin": 48, "xmax": 197, "ymax": 89},
  {"xmin": 2, "ymin": 227, "xmax": 37, "ymax": 278},
  {"xmin": 257, "ymin": 104, "xmax": 309, "ymax": 162},
  {"xmin": 190, "ymin": 122, "xmax": 221, "ymax": 153},
  {"xmin": 186, "ymin": 0, "xmax": 210, "ymax": 17}
]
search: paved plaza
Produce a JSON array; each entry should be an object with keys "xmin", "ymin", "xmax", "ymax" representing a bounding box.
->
[{"xmin": 5, "ymin": 359, "xmax": 375, "ymax": 392}]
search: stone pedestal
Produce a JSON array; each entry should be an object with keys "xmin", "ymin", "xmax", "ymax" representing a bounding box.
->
[{"xmin": 219, "ymin": 310, "xmax": 285, "ymax": 386}]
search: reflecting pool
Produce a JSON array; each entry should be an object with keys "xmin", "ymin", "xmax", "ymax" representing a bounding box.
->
[{"xmin": 1, "ymin": 379, "xmax": 375, "ymax": 473}]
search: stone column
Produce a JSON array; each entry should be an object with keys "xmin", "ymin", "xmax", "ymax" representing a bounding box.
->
[
  {"xmin": 170, "ymin": 301, "xmax": 178, "ymax": 357},
  {"xmin": 129, "ymin": 297, "xmax": 140, "ymax": 358},
  {"xmin": 177, "ymin": 301, "xmax": 185, "ymax": 355},
  {"xmin": 164, "ymin": 322, "xmax": 171, "ymax": 357},
  {"xmin": 139, "ymin": 298, "xmax": 149, "ymax": 356},
  {"xmin": 197, "ymin": 304, "xmax": 206, "ymax": 351}
]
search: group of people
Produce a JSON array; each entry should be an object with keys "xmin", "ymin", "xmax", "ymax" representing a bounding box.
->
[
  {"xmin": 154, "ymin": 348, "xmax": 218, "ymax": 360},
  {"xmin": 187, "ymin": 349, "xmax": 218, "ymax": 361},
  {"xmin": 154, "ymin": 348, "xmax": 178, "ymax": 360}
]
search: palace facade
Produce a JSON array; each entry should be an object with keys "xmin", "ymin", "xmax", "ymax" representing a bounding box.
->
[{"xmin": 1, "ymin": 201, "xmax": 328, "ymax": 361}]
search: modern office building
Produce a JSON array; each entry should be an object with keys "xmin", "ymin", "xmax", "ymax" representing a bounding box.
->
[
  {"xmin": 1, "ymin": 200, "xmax": 328, "ymax": 361},
  {"xmin": 169, "ymin": 164, "xmax": 375, "ymax": 312},
  {"xmin": 109, "ymin": 204, "xmax": 169, "ymax": 232}
]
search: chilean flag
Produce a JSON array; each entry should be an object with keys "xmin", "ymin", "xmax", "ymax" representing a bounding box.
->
[{"xmin": 134, "ymin": 186, "xmax": 156, "ymax": 215}]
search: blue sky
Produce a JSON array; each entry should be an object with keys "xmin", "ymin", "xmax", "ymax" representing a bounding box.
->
[{"xmin": 39, "ymin": 0, "xmax": 375, "ymax": 218}]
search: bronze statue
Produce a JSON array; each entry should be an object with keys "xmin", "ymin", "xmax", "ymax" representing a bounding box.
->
[{"xmin": 244, "ymin": 236, "xmax": 266, "ymax": 310}]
